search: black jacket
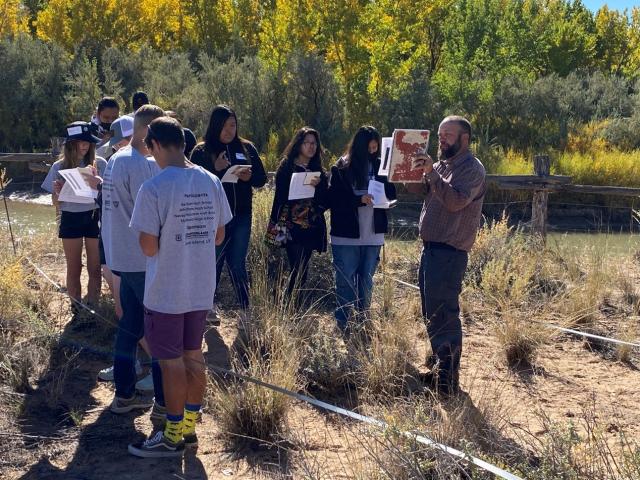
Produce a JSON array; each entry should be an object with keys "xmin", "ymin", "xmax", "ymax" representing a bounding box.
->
[
  {"xmin": 328, "ymin": 157, "xmax": 397, "ymax": 239},
  {"xmin": 190, "ymin": 140, "xmax": 267, "ymax": 216},
  {"xmin": 269, "ymin": 163, "xmax": 329, "ymax": 253}
]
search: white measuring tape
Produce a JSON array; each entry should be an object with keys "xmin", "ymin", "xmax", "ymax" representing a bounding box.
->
[
  {"xmin": 23, "ymin": 258, "xmax": 522, "ymax": 480},
  {"xmin": 542, "ymin": 325, "xmax": 640, "ymax": 349},
  {"xmin": 390, "ymin": 276, "xmax": 640, "ymax": 349}
]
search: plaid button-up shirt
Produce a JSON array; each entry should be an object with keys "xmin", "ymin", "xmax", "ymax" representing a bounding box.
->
[{"xmin": 419, "ymin": 150, "xmax": 486, "ymax": 252}]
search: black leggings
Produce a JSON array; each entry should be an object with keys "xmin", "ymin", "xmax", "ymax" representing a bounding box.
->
[{"xmin": 285, "ymin": 243, "xmax": 314, "ymax": 298}]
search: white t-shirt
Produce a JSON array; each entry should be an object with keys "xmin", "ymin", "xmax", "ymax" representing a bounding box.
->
[
  {"xmin": 130, "ymin": 165, "xmax": 233, "ymax": 314},
  {"xmin": 101, "ymin": 145, "xmax": 160, "ymax": 272},
  {"xmin": 41, "ymin": 157, "xmax": 107, "ymax": 213}
]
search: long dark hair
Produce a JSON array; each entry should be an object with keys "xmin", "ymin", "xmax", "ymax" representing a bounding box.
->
[
  {"xmin": 61, "ymin": 141, "xmax": 96, "ymax": 170},
  {"xmin": 341, "ymin": 125, "xmax": 381, "ymax": 189},
  {"xmin": 202, "ymin": 104, "xmax": 248, "ymax": 156},
  {"xmin": 278, "ymin": 126, "xmax": 324, "ymax": 173}
]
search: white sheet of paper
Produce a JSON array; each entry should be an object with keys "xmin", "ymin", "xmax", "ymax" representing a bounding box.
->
[
  {"xmin": 368, "ymin": 179, "xmax": 396, "ymax": 209},
  {"xmin": 378, "ymin": 137, "xmax": 393, "ymax": 176},
  {"xmin": 289, "ymin": 172, "xmax": 320, "ymax": 200},
  {"xmin": 58, "ymin": 168, "xmax": 97, "ymax": 199},
  {"xmin": 221, "ymin": 165, "xmax": 251, "ymax": 183},
  {"xmin": 58, "ymin": 181, "xmax": 95, "ymax": 204}
]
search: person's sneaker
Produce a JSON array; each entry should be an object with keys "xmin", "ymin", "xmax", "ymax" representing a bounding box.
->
[
  {"xmin": 149, "ymin": 400, "xmax": 167, "ymax": 421},
  {"xmin": 98, "ymin": 360, "xmax": 142, "ymax": 382},
  {"xmin": 135, "ymin": 373, "xmax": 154, "ymax": 393},
  {"xmin": 110, "ymin": 393, "xmax": 153, "ymax": 414},
  {"xmin": 183, "ymin": 432, "xmax": 198, "ymax": 448},
  {"xmin": 128, "ymin": 431, "xmax": 185, "ymax": 458}
]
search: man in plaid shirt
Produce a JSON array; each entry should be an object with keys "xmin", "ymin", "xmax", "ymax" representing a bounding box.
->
[{"xmin": 411, "ymin": 116, "xmax": 486, "ymax": 396}]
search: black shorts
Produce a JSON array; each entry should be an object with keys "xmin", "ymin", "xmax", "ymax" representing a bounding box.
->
[{"xmin": 58, "ymin": 210, "xmax": 100, "ymax": 239}]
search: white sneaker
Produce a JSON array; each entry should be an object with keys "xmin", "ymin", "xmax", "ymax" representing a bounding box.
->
[
  {"xmin": 135, "ymin": 373, "xmax": 154, "ymax": 393},
  {"xmin": 98, "ymin": 360, "xmax": 142, "ymax": 382}
]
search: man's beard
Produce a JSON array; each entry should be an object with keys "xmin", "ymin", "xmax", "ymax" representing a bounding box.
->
[{"xmin": 438, "ymin": 138, "xmax": 461, "ymax": 160}]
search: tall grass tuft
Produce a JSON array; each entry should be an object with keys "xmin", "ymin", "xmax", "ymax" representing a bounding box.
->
[
  {"xmin": 495, "ymin": 311, "xmax": 549, "ymax": 368},
  {"xmin": 213, "ymin": 326, "xmax": 300, "ymax": 444}
]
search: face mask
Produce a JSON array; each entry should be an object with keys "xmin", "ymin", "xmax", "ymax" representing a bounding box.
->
[{"xmin": 100, "ymin": 122, "xmax": 112, "ymax": 131}]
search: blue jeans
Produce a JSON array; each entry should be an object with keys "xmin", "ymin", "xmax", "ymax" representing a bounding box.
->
[
  {"xmin": 215, "ymin": 213, "xmax": 251, "ymax": 309},
  {"xmin": 332, "ymin": 244, "xmax": 381, "ymax": 329},
  {"xmin": 113, "ymin": 271, "xmax": 164, "ymax": 404},
  {"xmin": 418, "ymin": 246, "xmax": 468, "ymax": 393}
]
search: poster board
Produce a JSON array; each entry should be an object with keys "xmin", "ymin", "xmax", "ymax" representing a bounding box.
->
[{"xmin": 387, "ymin": 129, "xmax": 430, "ymax": 183}]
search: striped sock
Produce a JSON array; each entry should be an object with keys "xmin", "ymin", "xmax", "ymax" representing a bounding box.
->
[
  {"xmin": 164, "ymin": 414, "xmax": 183, "ymax": 444},
  {"xmin": 183, "ymin": 403, "xmax": 200, "ymax": 436}
]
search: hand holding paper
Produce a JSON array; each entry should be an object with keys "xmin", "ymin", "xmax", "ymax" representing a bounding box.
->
[
  {"xmin": 289, "ymin": 172, "xmax": 320, "ymax": 200},
  {"xmin": 221, "ymin": 165, "xmax": 252, "ymax": 183},
  {"xmin": 367, "ymin": 180, "xmax": 397, "ymax": 209},
  {"xmin": 58, "ymin": 182, "xmax": 96, "ymax": 204},
  {"xmin": 306, "ymin": 175, "xmax": 321, "ymax": 187},
  {"xmin": 57, "ymin": 167, "xmax": 98, "ymax": 203}
]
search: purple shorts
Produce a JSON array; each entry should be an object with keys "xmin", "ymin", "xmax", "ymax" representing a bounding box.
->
[{"xmin": 144, "ymin": 309, "xmax": 207, "ymax": 360}]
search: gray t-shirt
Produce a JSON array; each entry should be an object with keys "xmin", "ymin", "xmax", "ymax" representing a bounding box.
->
[
  {"xmin": 130, "ymin": 165, "xmax": 232, "ymax": 314},
  {"xmin": 101, "ymin": 145, "xmax": 160, "ymax": 272},
  {"xmin": 41, "ymin": 157, "xmax": 107, "ymax": 212}
]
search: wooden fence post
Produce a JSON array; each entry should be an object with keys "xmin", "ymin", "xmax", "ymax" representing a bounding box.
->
[{"xmin": 531, "ymin": 155, "xmax": 550, "ymax": 241}]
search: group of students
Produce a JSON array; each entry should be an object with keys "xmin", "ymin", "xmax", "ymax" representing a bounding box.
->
[{"xmin": 41, "ymin": 96, "xmax": 397, "ymax": 458}]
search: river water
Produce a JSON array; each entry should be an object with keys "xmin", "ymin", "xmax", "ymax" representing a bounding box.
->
[{"xmin": 1, "ymin": 198, "xmax": 638, "ymax": 256}]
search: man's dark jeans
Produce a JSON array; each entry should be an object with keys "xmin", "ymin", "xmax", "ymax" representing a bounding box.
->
[
  {"xmin": 113, "ymin": 271, "xmax": 164, "ymax": 404},
  {"xmin": 418, "ymin": 244, "xmax": 468, "ymax": 393}
]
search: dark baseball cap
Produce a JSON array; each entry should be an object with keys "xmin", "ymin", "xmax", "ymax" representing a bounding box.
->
[{"xmin": 64, "ymin": 121, "xmax": 101, "ymax": 144}]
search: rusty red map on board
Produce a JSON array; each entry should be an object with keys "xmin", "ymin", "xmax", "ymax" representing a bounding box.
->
[{"xmin": 389, "ymin": 129, "xmax": 430, "ymax": 183}]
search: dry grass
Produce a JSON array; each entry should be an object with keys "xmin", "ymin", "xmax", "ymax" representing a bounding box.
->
[
  {"xmin": 519, "ymin": 400, "xmax": 640, "ymax": 479},
  {"xmin": 213, "ymin": 331, "xmax": 300, "ymax": 445},
  {"xmin": 352, "ymin": 280, "xmax": 419, "ymax": 399},
  {"xmin": 0, "ymin": 244, "xmax": 58, "ymax": 395},
  {"xmin": 614, "ymin": 319, "xmax": 639, "ymax": 363},
  {"xmin": 495, "ymin": 311, "xmax": 550, "ymax": 368}
]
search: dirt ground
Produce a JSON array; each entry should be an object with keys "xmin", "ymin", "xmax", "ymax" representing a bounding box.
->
[{"xmin": 2, "ymin": 256, "xmax": 640, "ymax": 479}]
